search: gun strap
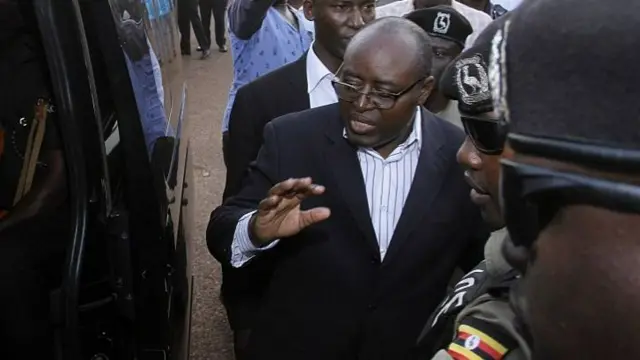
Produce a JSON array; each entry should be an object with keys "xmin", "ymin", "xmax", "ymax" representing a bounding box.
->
[{"xmin": 13, "ymin": 98, "xmax": 48, "ymax": 206}]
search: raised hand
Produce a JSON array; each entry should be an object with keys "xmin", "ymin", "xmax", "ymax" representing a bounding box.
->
[{"xmin": 249, "ymin": 177, "xmax": 330, "ymax": 246}]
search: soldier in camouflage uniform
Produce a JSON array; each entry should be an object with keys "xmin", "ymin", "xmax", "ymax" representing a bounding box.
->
[
  {"xmin": 495, "ymin": 0, "xmax": 640, "ymax": 358},
  {"xmin": 410, "ymin": 12, "xmax": 531, "ymax": 360}
]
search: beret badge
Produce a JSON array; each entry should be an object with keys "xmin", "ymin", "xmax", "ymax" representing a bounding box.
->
[
  {"xmin": 455, "ymin": 54, "xmax": 491, "ymax": 107},
  {"xmin": 433, "ymin": 12, "xmax": 451, "ymax": 35}
]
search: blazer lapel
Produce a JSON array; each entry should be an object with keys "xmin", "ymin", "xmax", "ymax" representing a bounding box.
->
[
  {"xmin": 382, "ymin": 108, "xmax": 449, "ymax": 265},
  {"xmin": 323, "ymin": 106, "xmax": 380, "ymax": 257},
  {"xmin": 285, "ymin": 53, "xmax": 311, "ymax": 110}
]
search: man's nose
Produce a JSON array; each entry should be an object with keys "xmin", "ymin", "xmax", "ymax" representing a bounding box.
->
[
  {"xmin": 457, "ymin": 137, "xmax": 482, "ymax": 169},
  {"xmin": 348, "ymin": 10, "xmax": 365, "ymax": 29}
]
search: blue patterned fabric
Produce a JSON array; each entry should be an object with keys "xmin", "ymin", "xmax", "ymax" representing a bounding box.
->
[{"xmin": 222, "ymin": 7, "xmax": 312, "ymax": 132}]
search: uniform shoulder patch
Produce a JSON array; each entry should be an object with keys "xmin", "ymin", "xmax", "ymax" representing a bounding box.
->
[{"xmin": 446, "ymin": 317, "xmax": 518, "ymax": 360}]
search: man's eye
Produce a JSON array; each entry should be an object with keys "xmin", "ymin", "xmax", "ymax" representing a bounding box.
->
[{"xmin": 374, "ymin": 92, "xmax": 395, "ymax": 99}]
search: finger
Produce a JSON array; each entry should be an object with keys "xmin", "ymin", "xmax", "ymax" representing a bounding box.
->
[
  {"xmin": 257, "ymin": 195, "xmax": 282, "ymax": 212},
  {"xmin": 298, "ymin": 207, "xmax": 331, "ymax": 229},
  {"xmin": 269, "ymin": 177, "xmax": 312, "ymax": 197},
  {"xmin": 288, "ymin": 184, "xmax": 326, "ymax": 200}
]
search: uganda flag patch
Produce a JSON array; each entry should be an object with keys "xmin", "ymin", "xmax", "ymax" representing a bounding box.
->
[{"xmin": 446, "ymin": 317, "xmax": 517, "ymax": 360}]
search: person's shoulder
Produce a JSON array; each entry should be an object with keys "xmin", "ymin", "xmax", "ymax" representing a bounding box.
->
[
  {"xmin": 261, "ymin": 104, "xmax": 339, "ymax": 152},
  {"xmin": 452, "ymin": 0, "xmax": 492, "ymax": 26},
  {"xmin": 424, "ymin": 110, "xmax": 465, "ymax": 147},
  {"xmin": 238, "ymin": 55, "xmax": 306, "ymax": 95},
  {"xmin": 376, "ymin": 0, "xmax": 413, "ymax": 18},
  {"xmin": 270, "ymin": 103, "xmax": 339, "ymax": 133}
]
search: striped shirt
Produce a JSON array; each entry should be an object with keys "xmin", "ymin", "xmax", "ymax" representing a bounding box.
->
[{"xmin": 230, "ymin": 108, "xmax": 423, "ymax": 267}]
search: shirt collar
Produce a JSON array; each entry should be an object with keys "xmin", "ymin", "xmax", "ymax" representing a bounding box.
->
[
  {"xmin": 342, "ymin": 107, "xmax": 423, "ymax": 149},
  {"xmin": 405, "ymin": 107, "xmax": 422, "ymax": 149},
  {"xmin": 306, "ymin": 42, "xmax": 334, "ymax": 94}
]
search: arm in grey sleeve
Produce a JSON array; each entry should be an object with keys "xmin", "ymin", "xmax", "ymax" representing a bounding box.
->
[
  {"xmin": 230, "ymin": 210, "xmax": 281, "ymax": 268},
  {"xmin": 228, "ymin": 0, "xmax": 277, "ymax": 40}
]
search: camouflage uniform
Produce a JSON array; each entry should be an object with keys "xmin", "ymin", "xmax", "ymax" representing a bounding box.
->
[{"xmin": 414, "ymin": 231, "xmax": 532, "ymax": 360}]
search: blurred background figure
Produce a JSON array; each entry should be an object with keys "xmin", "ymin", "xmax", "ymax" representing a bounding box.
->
[
  {"xmin": 178, "ymin": 0, "xmax": 211, "ymax": 58},
  {"xmin": 199, "ymin": 0, "xmax": 229, "ymax": 53}
]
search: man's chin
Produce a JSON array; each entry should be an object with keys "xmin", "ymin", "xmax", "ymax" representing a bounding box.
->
[{"xmin": 480, "ymin": 206, "xmax": 505, "ymax": 231}]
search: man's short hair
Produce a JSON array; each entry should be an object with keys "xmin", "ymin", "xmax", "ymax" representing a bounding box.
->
[{"xmin": 348, "ymin": 17, "xmax": 434, "ymax": 78}]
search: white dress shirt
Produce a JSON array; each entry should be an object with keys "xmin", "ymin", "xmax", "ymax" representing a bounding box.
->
[
  {"xmin": 229, "ymin": 45, "xmax": 338, "ymax": 267},
  {"xmin": 229, "ymin": 109, "xmax": 423, "ymax": 267},
  {"xmin": 376, "ymin": 0, "xmax": 492, "ymax": 48},
  {"xmin": 306, "ymin": 43, "xmax": 339, "ymax": 108}
]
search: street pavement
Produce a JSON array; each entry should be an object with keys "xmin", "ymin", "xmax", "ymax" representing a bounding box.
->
[{"xmin": 183, "ymin": 48, "xmax": 235, "ymax": 359}]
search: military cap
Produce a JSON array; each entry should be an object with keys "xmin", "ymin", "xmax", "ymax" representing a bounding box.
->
[
  {"xmin": 491, "ymin": 0, "xmax": 640, "ymax": 150},
  {"xmin": 438, "ymin": 12, "xmax": 514, "ymax": 115},
  {"xmin": 404, "ymin": 6, "xmax": 472, "ymax": 48}
]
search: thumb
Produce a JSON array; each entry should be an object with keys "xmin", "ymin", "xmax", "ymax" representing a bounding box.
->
[{"xmin": 298, "ymin": 207, "xmax": 331, "ymax": 229}]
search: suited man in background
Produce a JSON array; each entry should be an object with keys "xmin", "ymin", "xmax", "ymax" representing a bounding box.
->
[
  {"xmin": 218, "ymin": 0, "xmax": 375, "ymax": 356},
  {"xmin": 199, "ymin": 0, "xmax": 228, "ymax": 53},
  {"xmin": 207, "ymin": 17, "xmax": 487, "ymax": 359},
  {"xmin": 223, "ymin": 0, "xmax": 376, "ymax": 199},
  {"xmin": 177, "ymin": 0, "xmax": 211, "ymax": 58}
]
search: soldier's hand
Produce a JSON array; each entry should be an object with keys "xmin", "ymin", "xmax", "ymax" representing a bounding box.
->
[{"xmin": 249, "ymin": 177, "xmax": 330, "ymax": 247}]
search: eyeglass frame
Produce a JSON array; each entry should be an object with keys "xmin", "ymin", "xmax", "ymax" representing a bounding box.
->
[{"xmin": 331, "ymin": 67, "xmax": 427, "ymax": 110}]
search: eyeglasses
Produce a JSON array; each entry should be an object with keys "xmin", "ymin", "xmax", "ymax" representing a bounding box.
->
[
  {"xmin": 331, "ymin": 77, "xmax": 425, "ymax": 110},
  {"xmin": 500, "ymin": 158, "xmax": 640, "ymax": 248},
  {"xmin": 461, "ymin": 115, "xmax": 508, "ymax": 155}
]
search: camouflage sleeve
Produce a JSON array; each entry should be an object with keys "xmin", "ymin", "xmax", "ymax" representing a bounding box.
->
[{"xmin": 443, "ymin": 294, "xmax": 531, "ymax": 360}]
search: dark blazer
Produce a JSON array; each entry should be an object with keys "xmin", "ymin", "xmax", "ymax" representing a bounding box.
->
[
  {"xmin": 224, "ymin": 53, "xmax": 309, "ymax": 200},
  {"xmin": 219, "ymin": 53, "xmax": 310, "ymax": 331},
  {"xmin": 207, "ymin": 103, "xmax": 488, "ymax": 359}
]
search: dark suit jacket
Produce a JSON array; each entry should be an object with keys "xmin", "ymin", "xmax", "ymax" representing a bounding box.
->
[
  {"xmin": 207, "ymin": 104, "xmax": 488, "ymax": 359},
  {"xmin": 218, "ymin": 54, "xmax": 310, "ymax": 331},
  {"xmin": 224, "ymin": 53, "xmax": 309, "ymax": 199}
]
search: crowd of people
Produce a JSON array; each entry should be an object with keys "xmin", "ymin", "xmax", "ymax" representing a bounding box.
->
[
  {"xmin": 2, "ymin": 0, "xmax": 640, "ymax": 358},
  {"xmin": 206, "ymin": 0, "xmax": 640, "ymax": 359}
]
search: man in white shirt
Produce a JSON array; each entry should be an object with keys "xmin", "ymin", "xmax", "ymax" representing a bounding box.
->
[
  {"xmin": 214, "ymin": 0, "xmax": 376, "ymax": 358},
  {"xmin": 207, "ymin": 17, "xmax": 488, "ymax": 359},
  {"xmin": 376, "ymin": 0, "xmax": 492, "ymax": 48}
]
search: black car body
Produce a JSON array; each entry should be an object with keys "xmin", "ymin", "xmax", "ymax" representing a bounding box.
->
[{"xmin": 21, "ymin": 0, "xmax": 194, "ymax": 359}]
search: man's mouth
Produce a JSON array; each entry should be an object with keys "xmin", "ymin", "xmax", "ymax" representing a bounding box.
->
[
  {"xmin": 464, "ymin": 171, "xmax": 489, "ymax": 195},
  {"xmin": 349, "ymin": 116, "xmax": 376, "ymax": 135}
]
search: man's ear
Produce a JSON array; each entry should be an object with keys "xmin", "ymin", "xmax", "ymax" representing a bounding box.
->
[
  {"xmin": 418, "ymin": 76, "xmax": 436, "ymax": 104},
  {"xmin": 303, "ymin": 0, "xmax": 315, "ymax": 21}
]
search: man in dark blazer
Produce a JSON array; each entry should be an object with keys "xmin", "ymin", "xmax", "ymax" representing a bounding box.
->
[
  {"xmin": 208, "ymin": 17, "xmax": 487, "ymax": 359},
  {"xmin": 223, "ymin": 0, "xmax": 376, "ymax": 199},
  {"xmin": 218, "ymin": 0, "xmax": 376, "ymax": 355}
]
